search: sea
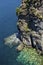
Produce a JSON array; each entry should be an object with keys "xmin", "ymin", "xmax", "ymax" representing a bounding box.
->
[{"xmin": 0, "ymin": 0, "xmax": 22, "ymax": 65}]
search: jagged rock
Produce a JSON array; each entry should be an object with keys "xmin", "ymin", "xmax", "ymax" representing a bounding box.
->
[
  {"xmin": 32, "ymin": 34, "xmax": 43, "ymax": 53},
  {"xmin": 40, "ymin": 34, "xmax": 43, "ymax": 51},
  {"xmin": 20, "ymin": 3, "xmax": 27, "ymax": 9},
  {"xmin": 30, "ymin": 7, "xmax": 43, "ymax": 19},
  {"xmin": 16, "ymin": 0, "xmax": 43, "ymax": 53},
  {"xmin": 19, "ymin": 9, "xmax": 28, "ymax": 15},
  {"xmin": 4, "ymin": 33, "xmax": 22, "ymax": 48},
  {"xmin": 39, "ymin": 30, "xmax": 43, "ymax": 34},
  {"xmin": 16, "ymin": 7, "xmax": 28, "ymax": 16},
  {"xmin": 31, "ymin": 31, "xmax": 40, "ymax": 38},
  {"xmin": 22, "ymin": 0, "xmax": 27, "ymax": 3},
  {"xmin": 26, "ymin": 0, "xmax": 42, "ymax": 8},
  {"xmin": 18, "ymin": 19, "xmax": 26, "ymax": 22},
  {"xmin": 17, "ymin": 19, "xmax": 29, "ymax": 32},
  {"xmin": 16, "ymin": 43, "xmax": 24, "ymax": 51},
  {"xmin": 4, "ymin": 0, "xmax": 43, "ymax": 54},
  {"xmin": 22, "ymin": 36, "xmax": 31, "ymax": 46}
]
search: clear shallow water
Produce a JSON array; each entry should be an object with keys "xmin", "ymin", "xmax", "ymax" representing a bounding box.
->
[{"xmin": 0, "ymin": 0, "xmax": 22, "ymax": 65}]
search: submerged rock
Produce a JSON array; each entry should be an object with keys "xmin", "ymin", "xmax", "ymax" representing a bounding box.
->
[{"xmin": 4, "ymin": 33, "xmax": 22, "ymax": 48}]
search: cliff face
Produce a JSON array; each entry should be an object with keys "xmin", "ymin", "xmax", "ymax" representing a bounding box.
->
[
  {"xmin": 16, "ymin": 0, "xmax": 43, "ymax": 54},
  {"xmin": 4, "ymin": 0, "xmax": 43, "ymax": 54},
  {"xmin": 4, "ymin": 0, "xmax": 43, "ymax": 65}
]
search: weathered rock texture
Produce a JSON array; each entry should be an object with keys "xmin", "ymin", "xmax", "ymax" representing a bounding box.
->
[{"xmin": 16, "ymin": 0, "xmax": 43, "ymax": 54}]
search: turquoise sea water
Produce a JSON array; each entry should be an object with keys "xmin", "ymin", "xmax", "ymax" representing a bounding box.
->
[{"xmin": 0, "ymin": 0, "xmax": 22, "ymax": 65}]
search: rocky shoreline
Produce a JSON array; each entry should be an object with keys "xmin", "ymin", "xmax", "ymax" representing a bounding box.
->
[
  {"xmin": 16, "ymin": 0, "xmax": 43, "ymax": 54},
  {"xmin": 4, "ymin": 0, "xmax": 43, "ymax": 55}
]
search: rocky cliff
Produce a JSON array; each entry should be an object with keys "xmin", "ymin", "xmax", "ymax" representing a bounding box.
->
[
  {"xmin": 4, "ymin": 0, "xmax": 43, "ymax": 55},
  {"xmin": 16, "ymin": 0, "xmax": 43, "ymax": 54},
  {"xmin": 4, "ymin": 0, "xmax": 43, "ymax": 65}
]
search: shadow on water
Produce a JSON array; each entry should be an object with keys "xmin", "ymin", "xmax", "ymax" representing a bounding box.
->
[{"xmin": 0, "ymin": 42, "xmax": 23, "ymax": 65}]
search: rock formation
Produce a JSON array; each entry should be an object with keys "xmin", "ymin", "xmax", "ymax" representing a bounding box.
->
[
  {"xmin": 4, "ymin": 0, "xmax": 43, "ymax": 54},
  {"xmin": 16, "ymin": 0, "xmax": 43, "ymax": 54}
]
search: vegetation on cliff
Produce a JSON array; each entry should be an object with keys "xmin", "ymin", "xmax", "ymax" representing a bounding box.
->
[
  {"xmin": 4, "ymin": 0, "xmax": 43, "ymax": 65},
  {"xmin": 17, "ymin": 47, "xmax": 43, "ymax": 65},
  {"xmin": 16, "ymin": 0, "xmax": 43, "ymax": 65}
]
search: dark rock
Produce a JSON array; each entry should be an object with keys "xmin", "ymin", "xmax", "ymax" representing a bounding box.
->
[{"xmin": 16, "ymin": 0, "xmax": 43, "ymax": 54}]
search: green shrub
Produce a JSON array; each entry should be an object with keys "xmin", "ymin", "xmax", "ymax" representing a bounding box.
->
[{"xmin": 16, "ymin": 47, "xmax": 43, "ymax": 65}]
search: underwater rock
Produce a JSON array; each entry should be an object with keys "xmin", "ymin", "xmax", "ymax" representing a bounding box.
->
[{"xmin": 4, "ymin": 33, "xmax": 22, "ymax": 48}]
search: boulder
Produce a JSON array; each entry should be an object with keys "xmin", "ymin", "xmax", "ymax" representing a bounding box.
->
[
  {"xmin": 4, "ymin": 33, "xmax": 22, "ymax": 48},
  {"xmin": 16, "ymin": 43, "xmax": 24, "ymax": 51}
]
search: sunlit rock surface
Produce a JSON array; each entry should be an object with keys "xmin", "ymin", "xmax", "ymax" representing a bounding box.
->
[
  {"xmin": 4, "ymin": 33, "xmax": 22, "ymax": 48},
  {"xmin": 4, "ymin": 0, "xmax": 43, "ymax": 54},
  {"xmin": 4, "ymin": 0, "xmax": 43, "ymax": 65},
  {"xmin": 16, "ymin": 0, "xmax": 43, "ymax": 54}
]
